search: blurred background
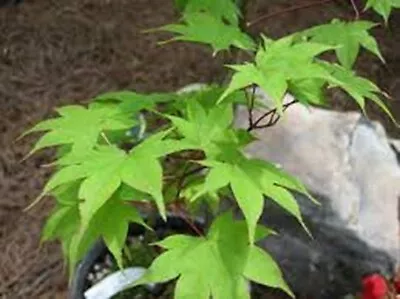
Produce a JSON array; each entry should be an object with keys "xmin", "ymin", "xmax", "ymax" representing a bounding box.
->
[{"xmin": 0, "ymin": 0, "xmax": 399, "ymax": 298}]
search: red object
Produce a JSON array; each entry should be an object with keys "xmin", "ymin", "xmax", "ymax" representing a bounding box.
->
[
  {"xmin": 394, "ymin": 278, "xmax": 400, "ymax": 293},
  {"xmin": 361, "ymin": 274, "xmax": 388, "ymax": 299}
]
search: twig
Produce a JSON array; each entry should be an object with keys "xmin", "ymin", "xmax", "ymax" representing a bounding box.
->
[
  {"xmin": 171, "ymin": 203, "xmax": 203, "ymax": 236},
  {"xmin": 246, "ymin": 85, "xmax": 256, "ymax": 128},
  {"xmin": 247, "ymin": 0, "xmax": 334, "ymax": 27},
  {"xmin": 349, "ymin": 0, "xmax": 360, "ymax": 19},
  {"xmin": 168, "ymin": 165, "xmax": 207, "ymax": 236},
  {"xmin": 163, "ymin": 160, "xmax": 206, "ymax": 207},
  {"xmin": 101, "ymin": 131, "xmax": 112, "ymax": 146},
  {"xmin": 183, "ymin": 166, "xmax": 207, "ymax": 179},
  {"xmin": 174, "ymin": 163, "xmax": 190, "ymax": 202},
  {"xmin": 174, "ymin": 166, "xmax": 206, "ymax": 201},
  {"xmin": 248, "ymin": 99, "xmax": 298, "ymax": 131},
  {"xmin": 123, "ymin": 244, "xmax": 133, "ymax": 263}
]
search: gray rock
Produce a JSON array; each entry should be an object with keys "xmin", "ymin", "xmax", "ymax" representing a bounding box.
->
[
  {"xmin": 390, "ymin": 139, "xmax": 400, "ymax": 163},
  {"xmin": 235, "ymin": 91, "xmax": 400, "ymax": 265},
  {"xmin": 349, "ymin": 120, "xmax": 400, "ymax": 262},
  {"xmin": 233, "ymin": 90, "xmax": 400, "ymax": 298}
]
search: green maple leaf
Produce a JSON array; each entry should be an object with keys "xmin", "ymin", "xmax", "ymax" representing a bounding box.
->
[
  {"xmin": 44, "ymin": 182, "xmax": 147, "ymax": 274},
  {"xmin": 174, "ymin": 84, "xmax": 269, "ymax": 115},
  {"xmin": 114, "ymin": 183, "xmax": 152, "ymax": 202},
  {"xmin": 23, "ymin": 105, "xmax": 136, "ymax": 157},
  {"xmin": 158, "ymin": 12, "xmax": 255, "ymax": 54},
  {"xmin": 299, "ymin": 19, "xmax": 384, "ymax": 69},
  {"xmin": 175, "ymin": 0, "xmax": 240, "ymax": 25},
  {"xmin": 322, "ymin": 62, "xmax": 399, "ymax": 125},
  {"xmin": 175, "ymin": 0, "xmax": 188, "ymax": 10},
  {"xmin": 36, "ymin": 145, "xmax": 127, "ymax": 228},
  {"xmin": 220, "ymin": 35, "xmax": 336, "ymax": 112},
  {"xmin": 35, "ymin": 131, "xmax": 194, "ymax": 226},
  {"xmin": 166, "ymin": 93, "xmax": 259, "ymax": 158},
  {"xmin": 166, "ymin": 100, "xmax": 235, "ymax": 155},
  {"xmin": 68, "ymin": 194, "xmax": 147, "ymax": 272},
  {"xmin": 134, "ymin": 212, "xmax": 292, "ymax": 299},
  {"xmin": 174, "ymin": 85, "xmax": 249, "ymax": 113},
  {"xmin": 289, "ymin": 79, "xmax": 327, "ymax": 106},
  {"xmin": 92, "ymin": 91, "xmax": 177, "ymax": 143},
  {"xmin": 193, "ymin": 155, "xmax": 314, "ymax": 243},
  {"xmin": 180, "ymin": 178, "xmax": 221, "ymax": 214},
  {"xmin": 41, "ymin": 182, "xmax": 81, "ymax": 260},
  {"xmin": 93, "ymin": 90, "xmax": 176, "ymax": 113},
  {"xmin": 365, "ymin": 0, "xmax": 400, "ymax": 22}
]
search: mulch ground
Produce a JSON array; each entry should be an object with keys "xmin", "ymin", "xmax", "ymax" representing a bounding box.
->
[{"xmin": 0, "ymin": 0, "xmax": 399, "ymax": 298}]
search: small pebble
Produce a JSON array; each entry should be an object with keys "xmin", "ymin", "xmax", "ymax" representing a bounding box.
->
[
  {"xmin": 87, "ymin": 273, "xmax": 95, "ymax": 282},
  {"xmin": 93, "ymin": 264, "xmax": 101, "ymax": 271}
]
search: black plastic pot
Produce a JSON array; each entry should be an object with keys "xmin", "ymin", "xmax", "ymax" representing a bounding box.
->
[{"xmin": 69, "ymin": 215, "xmax": 204, "ymax": 299}]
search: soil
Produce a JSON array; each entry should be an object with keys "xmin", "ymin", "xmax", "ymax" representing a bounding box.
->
[{"xmin": 0, "ymin": 0, "xmax": 399, "ymax": 298}]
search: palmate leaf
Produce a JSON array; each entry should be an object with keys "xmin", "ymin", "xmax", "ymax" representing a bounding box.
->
[
  {"xmin": 167, "ymin": 101, "xmax": 256, "ymax": 159},
  {"xmin": 158, "ymin": 12, "xmax": 255, "ymax": 54},
  {"xmin": 289, "ymin": 79, "xmax": 327, "ymax": 107},
  {"xmin": 174, "ymin": 85, "xmax": 249, "ymax": 113},
  {"xmin": 23, "ymin": 91, "xmax": 177, "ymax": 158},
  {"xmin": 22, "ymin": 105, "xmax": 136, "ymax": 158},
  {"xmin": 91, "ymin": 91, "xmax": 175, "ymax": 143},
  {"xmin": 219, "ymin": 35, "xmax": 336, "ymax": 113},
  {"xmin": 365, "ymin": 0, "xmax": 400, "ymax": 22},
  {"xmin": 174, "ymin": 84, "xmax": 269, "ymax": 115},
  {"xmin": 175, "ymin": 0, "xmax": 240, "ymax": 25},
  {"xmin": 180, "ymin": 178, "xmax": 221, "ymax": 214},
  {"xmin": 68, "ymin": 194, "xmax": 147, "ymax": 271},
  {"xmin": 134, "ymin": 212, "xmax": 292, "ymax": 299},
  {"xmin": 193, "ymin": 154, "xmax": 314, "ymax": 244},
  {"xmin": 299, "ymin": 19, "xmax": 384, "ymax": 69},
  {"xmin": 37, "ymin": 146, "xmax": 126, "ymax": 228},
  {"xmin": 93, "ymin": 90, "xmax": 176, "ymax": 113},
  {"xmin": 41, "ymin": 182, "xmax": 81, "ymax": 260},
  {"xmin": 321, "ymin": 62, "xmax": 399, "ymax": 125},
  {"xmin": 166, "ymin": 89, "xmax": 259, "ymax": 158},
  {"xmin": 42, "ymin": 182, "xmax": 147, "ymax": 274},
  {"xmin": 165, "ymin": 99, "xmax": 237, "ymax": 155},
  {"xmin": 36, "ymin": 131, "xmax": 194, "ymax": 228}
]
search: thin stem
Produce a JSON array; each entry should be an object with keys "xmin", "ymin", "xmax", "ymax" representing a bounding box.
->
[
  {"xmin": 167, "ymin": 164, "xmax": 206, "ymax": 236},
  {"xmin": 183, "ymin": 166, "xmax": 207, "ymax": 179},
  {"xmin": 171, "ymin": 203, "xmax": 203, "ymax": 236},
  {"xmin": 246, "ymin": 85, "xmax": 256, "ymax": 128},
  {"xmin": 174, "ymin": 166, "xmax": 207, "ymax": 201},
  {"xmin": 349, "ymin": 0, "xmax": 360, "ymax": 19},
  {"xmin": 101, "ymin": 132, "xmax": 112, "ymax": 146},
  {"xmin": 123, "ymin": 244, "xmax": 133, "ymax": 263},
  {"xmin": 248, "ymin": 100, "xmax": 298, "ymax": 131},
  {"xmin": 247, "ymin": 0, "xmax": 334, "ymax": 27},
  {"xmin": 181, "ymin": 166, "xmax": 207, "ymax": 191},
  {"xmin": 175, "ymin": 163, "xmax": 190, "ymax": 202}
]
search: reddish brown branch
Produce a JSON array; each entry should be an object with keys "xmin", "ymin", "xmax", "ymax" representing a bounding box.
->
[
  {"xmin": 246, "ymin": 85, "xmax": 257, "ymax": 128},
  {"xmin": 248, "ymin": 99, "xmax": 298, "ymax": 131},
  {"xmin": 171, "ymin": 203, "xmax": 204, "ymax": 236},
  {"xmin": 349, "ymin": 0, "xmax": 360, "ymax": 19},
  {"xmin": 174, "ymin": 166, "xmax": 206, "ymax": 199},
  {"xmin": 246, "ymin": 0, "xmax": 335, "ymax": 27}
]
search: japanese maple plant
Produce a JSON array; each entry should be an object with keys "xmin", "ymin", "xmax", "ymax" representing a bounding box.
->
[{"xmin": 22, "ymin": 0, "xmax": 399, "ymax": 298}]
